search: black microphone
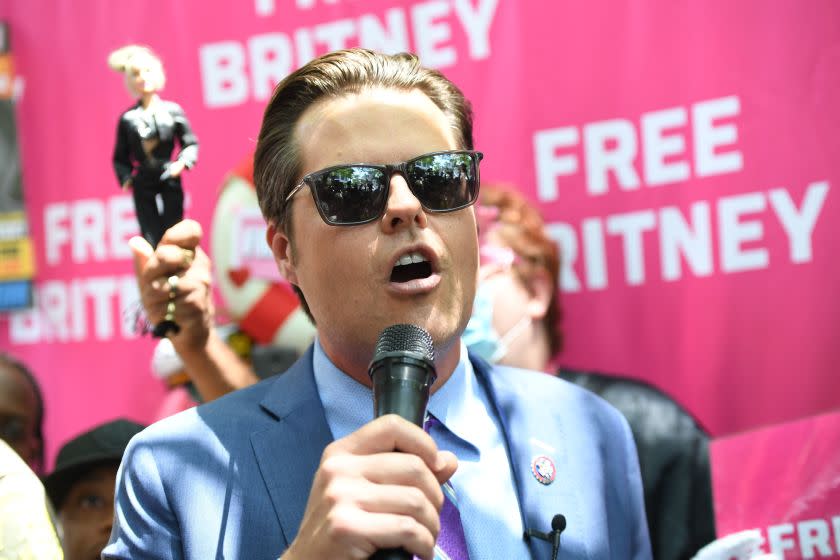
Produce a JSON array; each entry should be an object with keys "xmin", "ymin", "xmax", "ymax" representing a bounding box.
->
[
  {"xmin": 524, "ymin": 514, "xmax": 566, "ymax": 560},
  {"xmin": 368, "ymin": 324, "xmax": 437, "ymax": 560}
]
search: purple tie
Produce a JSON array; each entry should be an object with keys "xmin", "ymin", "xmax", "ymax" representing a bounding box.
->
[{"xmin": 423, "ymin": 415, "xmax": 471, "ymax": 560}]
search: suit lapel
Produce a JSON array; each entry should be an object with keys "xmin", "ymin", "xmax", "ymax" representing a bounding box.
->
[
  {"xmin": 250, "ymin": 347, "xmax": 333, "ymax": 547},
  {"xmin": 470, "ymin": 353, "xmax": 585, "ymax": 560}
]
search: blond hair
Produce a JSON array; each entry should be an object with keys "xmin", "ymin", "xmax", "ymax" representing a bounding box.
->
[{"xmin": 107, "ymin": 45, "xmax": 166, "ymax": 92}]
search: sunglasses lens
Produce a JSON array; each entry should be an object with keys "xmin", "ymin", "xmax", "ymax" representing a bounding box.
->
[
  {"xmin": 313, "ymin": 167, "xmax": 387, "ymax": 224},
  {"xmin": 407, "ymin": 152, "xmax": 478, "ymax": 211}
]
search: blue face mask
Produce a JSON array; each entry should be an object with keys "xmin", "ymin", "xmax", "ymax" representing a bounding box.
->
[
  {"xmin": 463, "ymin": 283, "xmax": 531, "ymax": 364},
  {"xmin": 462, "ymin": 283, "xmax": 500, "ymax": 363}
]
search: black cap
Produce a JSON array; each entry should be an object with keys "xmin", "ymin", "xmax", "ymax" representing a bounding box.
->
[{"xmin": 43, "ymin": 418, "xmax": 144, "ymax": 510}]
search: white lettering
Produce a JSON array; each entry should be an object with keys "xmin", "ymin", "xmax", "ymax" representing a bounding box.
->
[
  {"xmin": 606, "ymin": 210, "xmax": 656, "ymax": 285},
  {"xmin": 294, "ymin": 27, "xmax": 315, "ymax": 66},
  {"xmin": 534, "ymin": 127, "xmax": 579, "ymax": 202},
  {"xmin": 255, "ymin": 0, "xmax": 275, "ymax": 16},
  {"xmin": 44, "ymin": 195, "xmax": 139, "ymax": 265},
  {"xmin": 769, "ymin": 181, "xmax": 829, "ymax": 263},
  {"xmin": 531, "ymin": 95, "xmax": 742, "ymax": 195},
  {"xmin": 584, "ymin": 119, "xmax": 640, "ymax": 195},
  {"xmin": 453, "ymin": 0, "xmax": 498, "ymax": 60},
  {"xmin": 86, "ymin": 277, "xmax": 119, "ymax": 340},
  {"xmin": 641, "ymin": 107, "xmax": 689, "ymax": 186},
  {"xmin": 718, "ymin": 192, "xmax": 768, "ymax": 273},
  {"xmin": 248, "ymin": 33, "xmax": 293, "ymax": 101},
  {"xmin": 9, "ymin": 276, "xmax": 140, "ymax": 344},
  {"xmin": 9, "ymin": 305, "xmax": 39, "ymax": 344},
  {"xmin": 694, "ymin": 95, "xmax": 743, "ymax": 177},
  {"xmin": 536, "ymin": 182, "xmax": 827, "ymax": 291},
  {"xmin": 833, "ymin": 516, "xmax": 840, "ymax": 554},
  {"xmin": 660, "ymin": 202, "xmax": 713, "ymax": 281},
  {"xmin": 582, "ymin": 218, "xmax": 607, "ymax": 290},
  {"xmin": 71, "ymin": 199, "xmax": 107, "ymax": 264},
  {"xmin": 200, "ymin": 42, "xmax": 248, "ymax": 108},
  {"xmin": 358, "ymin": 9, "xmax": 410, "ymax": 53},
  {"xmin": 798, "ymin": 519, "xmax": 832, "ymax": 558},
  {"xmin": 546, "ymin": 223, "xmax": 580, "ymax": 292},
  {"xmin": 41, "ymin": 281, "xmax": 70, "ymax": 341},
  {"xmin": 412, "ymin": 1, "xmax": 456, "ymax": 68},
  {"xmin": 45, "ymin": 203, "xmax": 70, "ymax": 265},
  {"xmin": 313, "ymin": 18, "xmax": 356, "ymax": 52},
  {"xmin": 767, "ymin": 523, "xmax": 797, "ymax": 557}
]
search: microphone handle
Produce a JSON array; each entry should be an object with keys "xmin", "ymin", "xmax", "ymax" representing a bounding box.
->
[
  {"xmin": 370, "ymin": 550, "xmax": 411, "ymax": 560},
  {"xmin": 371, "ymin": 355, "xmax": 434, "ymax": 427},
  {"xmin": 369, "ymin": 354, "xmax": 435, "ymax": 560}
]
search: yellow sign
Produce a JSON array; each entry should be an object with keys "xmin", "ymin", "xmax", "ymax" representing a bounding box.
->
[{"xmin": 0, "ymin": 237, "xmax": 33, "ymax": 279}]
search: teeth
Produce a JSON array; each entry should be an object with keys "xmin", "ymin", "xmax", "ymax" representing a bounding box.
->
[{"xmin": 397, "ymin": 252, "xmax": 428, "ymax": 266}]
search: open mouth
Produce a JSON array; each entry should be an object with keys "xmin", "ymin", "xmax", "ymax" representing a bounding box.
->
[{"xmin": 390, "ymin": 251, "xmax": 433, "ymax": 283}]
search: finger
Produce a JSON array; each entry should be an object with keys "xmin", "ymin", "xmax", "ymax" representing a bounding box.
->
[
  {"xmin": 158, "ymin": 219, "xmax": 202, "ymax": 249},
  {"xmin": 330, "ymin": 507, "xmax": 436, "ymax": 560},
  {"xmin": 353, "ymin": 483, "xmax": 441, "ymax": 539},
  {"xmin": 139, "ymin": 245, "xmax": 196, "ymax": 285},
  {"xmin": 129, "ymin": 236, "xmax": 154, "ymax": 279},
  {"xmin": 329, "ymin": 415, "xmax": 442, "ymax": 471},
  {"xmin": 433, "ymin": 450, "xmax": 458, "ymax": 486},
  {"xmin": 143, "ymin": 275, "xmax": 209, "ymax": 324},
  {"xmin": 323, "ymin": 452, "xmax": 445, "ymax": 511}
]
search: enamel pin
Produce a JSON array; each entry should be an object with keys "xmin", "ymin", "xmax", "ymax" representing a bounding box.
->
[{"xmin": 531, "ymin": 455, "xmax": 556, "ymax": 485}]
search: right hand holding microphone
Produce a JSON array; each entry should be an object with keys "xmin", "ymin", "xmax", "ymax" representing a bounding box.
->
[{"xmin": 282, "ymin": 415, "xmax": 458, "ymax": 560}]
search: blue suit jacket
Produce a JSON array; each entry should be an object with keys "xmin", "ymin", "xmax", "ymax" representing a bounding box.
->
[{"xmin": 105, "ymin": 348, "xmax": 651, "ymax": 559}]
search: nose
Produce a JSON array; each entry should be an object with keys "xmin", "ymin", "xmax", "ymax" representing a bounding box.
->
[{"xmin": 381, "ymin": 173, "xmax": 427, "ymax": 233}]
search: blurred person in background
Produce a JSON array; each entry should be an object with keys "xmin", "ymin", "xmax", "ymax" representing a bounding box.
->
[
  {"xmin": 0, "ymin": 353, "xmax": 62, "ymax": 558},
  {"xmin": 464, "ymin": 184, "xmax": 716, "ymax": 560},
  {"xmin": 0, "ymin": 353, "xmax": 45, "ymax": 474},
  {"xmin": 44, "ymin": 419, "xmax": 144, "ymax": 560},
  {"xmin": 0, "ymin": 439, "xmax": 63, "ymax": 559}
]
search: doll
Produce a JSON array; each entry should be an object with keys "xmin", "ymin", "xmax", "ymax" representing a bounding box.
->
[{"xmin": 109, "ymin": 45, "xmax": 198, "ymax": 247}]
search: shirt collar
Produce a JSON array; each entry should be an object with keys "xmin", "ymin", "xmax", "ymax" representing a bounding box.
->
[{"xmin": 312, "ymin": 337, "xmax": 483, "ymax": 453}]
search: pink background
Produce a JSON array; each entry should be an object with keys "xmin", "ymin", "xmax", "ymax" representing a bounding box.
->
[
  {"xmin": 0, "ymin": 0, "xmax": 838, "ymax": 466},
  {"xmin": 711, "ymin": 409, "xmax": 840, "ymax": 558}
]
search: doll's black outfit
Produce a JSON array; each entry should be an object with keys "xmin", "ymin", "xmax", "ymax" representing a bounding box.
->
[{"xmin": 112, "ymin": 100, "xmax": 198, "ymax": 247}]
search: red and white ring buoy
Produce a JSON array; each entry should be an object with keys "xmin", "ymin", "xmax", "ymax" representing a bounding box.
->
[{"xmin": 211, "ymin": 156, "xmax": 315, "ymax": 352}]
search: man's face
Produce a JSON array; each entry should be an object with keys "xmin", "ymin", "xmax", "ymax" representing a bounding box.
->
[
  {"xmin": 0, "ymin": 363, "xmax": 41, "ymax": 471},
  {"xmin": 273, "ymin": 87, "xmax": 479, "ymax": 378},
  {"xmin": 59, "ymin": 463, "xmax": 118, "ymax": 560}
]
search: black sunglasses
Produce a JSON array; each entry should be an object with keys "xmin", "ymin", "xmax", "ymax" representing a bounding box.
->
[{"xmin": 285, "ymin": 150, "xmax": 484, "ymax": 226}]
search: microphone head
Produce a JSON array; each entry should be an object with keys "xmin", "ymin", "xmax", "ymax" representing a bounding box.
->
[
  {"xmin": 373, "ymin": 324, "xmax": 434, "ymax": 362},
  {"xmin": 551, "ymin": 514, "xmax": 567, "ymax": 533}
]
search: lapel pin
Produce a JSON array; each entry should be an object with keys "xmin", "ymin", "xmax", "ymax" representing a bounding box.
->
[{"xmin": 531, "ymin": 455, "xmax": 556, "ymax": 485}]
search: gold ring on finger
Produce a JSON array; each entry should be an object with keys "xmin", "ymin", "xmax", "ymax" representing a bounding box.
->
[
  {"xmin": 182, "ymin": 249, "xmax": 195, "ymax": 268},
  {"xmin": 164, "ymin": 300, "xmax": 177, "ymax": 322},
  {"xmin": 167, "ymin": 275, "xmax": 179, "ymax": 299}
]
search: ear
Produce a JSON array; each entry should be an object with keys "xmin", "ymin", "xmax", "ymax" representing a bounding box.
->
[
  {"xmin": 267, "ymin": 223, "xmax": 299, "ymax": 286},
  {"xmin": 524, "ymin": 267, "xmax": 554, "ymax": 320}
]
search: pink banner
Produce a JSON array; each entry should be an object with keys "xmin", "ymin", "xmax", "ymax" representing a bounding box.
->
[
  {"xmin": 0, "ymin": 0, "xmax": 838, "ymax": 465},
  {"xmin": 711, "ymin": 409, "xmax": 840, "ymax": 559}
]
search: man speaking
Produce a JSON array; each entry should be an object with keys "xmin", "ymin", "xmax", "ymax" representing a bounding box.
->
[{"xmin": 104, "ymin": 49, "xmax": 651, "ymax": 560}]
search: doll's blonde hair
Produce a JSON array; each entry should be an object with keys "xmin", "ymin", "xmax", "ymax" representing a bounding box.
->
[{"xmin": 107, "ymin": 45, "xmax": 166, "ymax": 93}]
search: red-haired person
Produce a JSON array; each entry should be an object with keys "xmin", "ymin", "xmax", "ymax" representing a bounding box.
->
[{"xmin": 464, "ymin": 185, "xmax": 716, "ymax": 560}]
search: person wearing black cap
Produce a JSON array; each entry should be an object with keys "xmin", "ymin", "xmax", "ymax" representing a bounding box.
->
[{"xmin": 44, "ymin": 418, "xmax": 144, "ymax": 560}]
